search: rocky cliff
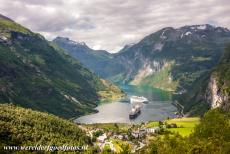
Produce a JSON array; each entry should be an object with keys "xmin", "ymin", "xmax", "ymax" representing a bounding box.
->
[
  {"xmin": 205, "ymin": 76, "xmax": 229, "ymax": 110},
  {"xmin": 204, "ymin": 44, "xmax": 230, "ymax": 111}
]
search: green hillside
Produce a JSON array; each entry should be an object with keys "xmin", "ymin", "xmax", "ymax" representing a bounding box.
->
[
  {"xmin": 0, "ymin": 104, "xmax": 92, "ymax": 153},
  {"xmin": 0, "ymin": 14, "xmax": 123, "ymax": 119},
  {"xmin": 0, "ymin": 14, "xmax": 31, "ymax": 36},
  {"xmin": 53, "ymin": 37, "xmax": 125, "ymax": 78},
  {"xmin": 142, "ymin": 109, "xmax": 230, "ymax": 154}
]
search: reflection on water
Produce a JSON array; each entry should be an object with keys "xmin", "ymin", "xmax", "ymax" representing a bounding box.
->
[
  {"xmin": 120, "ymin": 84, "xmax": 173, "ymax": 101},
  {"xmin": 75, "ymin": 85, "xmax": 177, "ymax": 124}
]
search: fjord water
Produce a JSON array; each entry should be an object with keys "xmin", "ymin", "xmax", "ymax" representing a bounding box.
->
[{"xmin": 75, "ymin": 85, "xmax": 177, "ymax": 124}]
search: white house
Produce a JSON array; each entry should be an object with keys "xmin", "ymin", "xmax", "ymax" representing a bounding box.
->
[
  {"xmin": 118, "ymin": 135, "xmax": 123, "ymax": 140},
  {"xmin": 97, "ymin": 133, "xmax": 107, "ymax": 143},
  {"xmin": 131, "ymin": 131, "xmax": 139, "ymax": 138},
  {"xmin": 132, "ymin": 129, "xmax": 147, "ymax": 138},
  {"xmin": 146, "ymin": 126, "xmax": 160, "ymax": 133}
]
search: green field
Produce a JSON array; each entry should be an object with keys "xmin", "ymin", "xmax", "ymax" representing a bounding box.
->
[
  {"xmin": 83, "ymin": 123, "xmax": 131, "ymax": 132},
  {"xmin": 166, "ymin": 117, "xmax": 200, "ymax": 136},
  {"xmin": 145, "ymin": 121, "xmax": 159, "ymax": 128}
]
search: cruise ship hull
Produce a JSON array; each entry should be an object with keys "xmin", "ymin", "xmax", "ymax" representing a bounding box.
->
[
  {"xmin": 129, "ymin": 96, "xmax": 148, "ymax": 119},
  {"xmin": 129, "ymin": 110, "xmax": 141, "ymax": 119}
]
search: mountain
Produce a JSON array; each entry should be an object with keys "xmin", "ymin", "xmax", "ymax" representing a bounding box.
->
[
  {"xmin": 113, "ymin": 24, "xmax": 230, "ymax": 114},
  {"xmin": 0, "ymin": 14, "xmax": 123, "ymax": 119},
  {"xmin": 53, "ymin": 37, "xmax": 125, "ymax": 78},
  {"xmin": 55, "ymin": 25, "xmax": 230, "ymax": 93},
  {"xmin": 176, "ymin": 49, "xmax": 230, "ymax": 115},
  {"xmin": 53, "ymin": 24, "xmax": 230, "ymax": 115},
  {"xmin": 0, "ymin": 104, "xmax": 92, "ymax": 152},
  {"xmin": 114, "ymin": 24, "xmax": 230, "ymax": 89}
]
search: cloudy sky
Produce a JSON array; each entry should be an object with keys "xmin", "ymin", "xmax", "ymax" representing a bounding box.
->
[{"xmin": 0, "ymin": 0, "xmax": 230, "ymax": 52}]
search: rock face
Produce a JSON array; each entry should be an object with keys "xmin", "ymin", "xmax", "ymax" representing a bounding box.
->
[
  {"xmin": 130, "ymin": 59, "xmax": 168, "ymax": 84},
  {"xmin": 206, "ymin": 76, "xmax": 229, "ymax": 109},
  {"xmin": 204, "ymin": 44, "xmax": 230, "ymax": 111}
]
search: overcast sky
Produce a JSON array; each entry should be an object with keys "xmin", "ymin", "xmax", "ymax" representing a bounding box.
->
[{"xmin": 0, "ymin": 0, "xmax": 230, "ymax": 52}]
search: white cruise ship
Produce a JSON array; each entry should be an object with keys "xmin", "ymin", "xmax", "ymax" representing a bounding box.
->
[{"xmin": 130, "ymin": 96, "xmax": 148, "ymax": 104}]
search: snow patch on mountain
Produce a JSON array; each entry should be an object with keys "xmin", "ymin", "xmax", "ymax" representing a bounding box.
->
[
  {"xmin": 68, "ymin": 40, "xmax": 86, "ymax": 46},
  {"xmin": 201, "ymin": 35, "xmax": 206, "ymax": 38},
  {"xmin": 160, "ymin": 29, "xmax": 167, "ymax": 39},
  {"xmin": 197, "ymin": 25, "xmax": 207, "ymax": 30},
  {"xmin": 185, "ymin": 31, "xmax": 192, "ymax": 35},
  {"xmin": 154, "ymin": 43, "xmax": 164, "ymax": 51}
]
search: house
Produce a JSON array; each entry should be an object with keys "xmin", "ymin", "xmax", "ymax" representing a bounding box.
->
[
  {"xmin": 97, "ymin": 133, "xmax": 107, "ymax": 143},
  {"xmin": 124, "ymin": 135, "xmax": 129, "ymax": 140},
  {"xmin": 131, "ymin": 131, "xmax": 139, "ymax": 138},
  {"xmin": 139, "ymin": 129, "xmax": 147, "ymax": 136},
  {"xmin": 146, "ymin": 126, "xmax": 160, "ymax": 133},
  {"xmin": 118, "ymin": 135, "xmax": 123, "ymax": 140},
  {"xmin": 132, "ymin": 129, "xmax": 147, "ymax": 138}
]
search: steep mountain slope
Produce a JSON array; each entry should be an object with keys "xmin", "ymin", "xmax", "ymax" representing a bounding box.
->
[
  {"xmin": 205, "ymin": 44, "xmax": 230, "ymax": 111},
  {"xmin": 175, "ymin": 44, "xmax": 230, "ymax": 116},
  {"xmin": 114, "ymin": 24, "xmax": 230, "ymax": 92},
  {"xmin": 0, "ymin": 14, "xmax": 123, "ymax": 119},
  {"xmin": 53, "ymin": 37, "xmax": 125, "ymax": 78},
  {"xmin": 0, "ymin": 104, "xmax": 92, "ymax": 153}
]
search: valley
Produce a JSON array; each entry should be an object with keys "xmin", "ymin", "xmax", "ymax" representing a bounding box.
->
[
  {"xmin": 1, "ymin": 12, "xmax": 230, "ymax": 154},
  {"xmin": 54, "ymin": 24, "xmax": 230, "ymax": 116}
]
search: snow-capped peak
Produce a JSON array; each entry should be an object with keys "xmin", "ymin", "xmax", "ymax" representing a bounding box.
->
[
  {"xmin": 181, "ymin": 24, "xmax": 214, "ymax": 31},
  {"xmin": 54, "ymin": 37, "xmax": 86, "ymax": 46},
  {"xmin": 197, "ymin": 25, "xmax": 207, "ymax": 30},
  {"xmin": 68, "ymin": 40, "xmax": 86, "ymax": 46}
]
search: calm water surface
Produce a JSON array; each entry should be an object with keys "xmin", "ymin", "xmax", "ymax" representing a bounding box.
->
[{"xmin": 75, "ymin": 85, "xmax": 177, "ymax": 124}]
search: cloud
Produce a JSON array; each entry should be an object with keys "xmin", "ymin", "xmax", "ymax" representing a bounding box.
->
[{"xmin": 0, "ymin": 0, "xmax": 230, "ymax": 52}]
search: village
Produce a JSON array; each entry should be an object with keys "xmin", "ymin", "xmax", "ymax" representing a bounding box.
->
[{"xmin": 78, "ymin": 121, "xmax": 179, "ymax": 153}]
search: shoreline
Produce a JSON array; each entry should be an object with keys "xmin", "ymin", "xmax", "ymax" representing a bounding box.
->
[
  {"xmin": 75, "ymin": 101, "xmax": 177, "ymax": 124},
  {"xmin": 171, "ymin": 100, "xmax": 184, "ymax": 117}
]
